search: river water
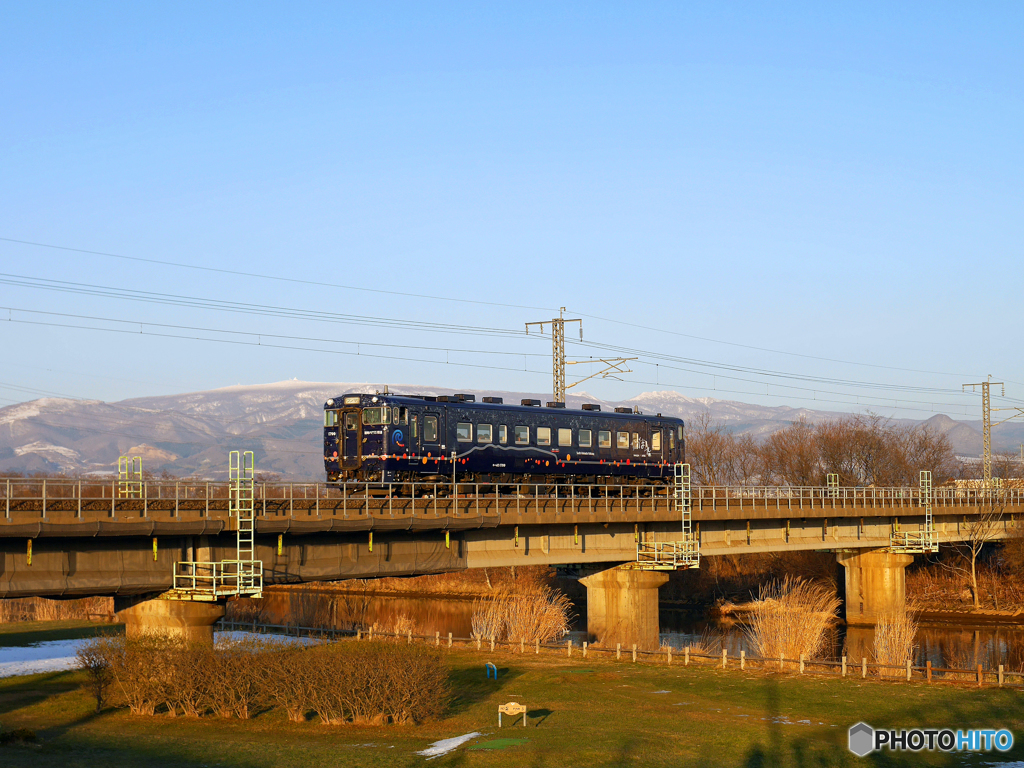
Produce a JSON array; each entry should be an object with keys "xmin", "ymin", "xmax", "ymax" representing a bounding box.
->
[{"xmin": 253, "ymin": 590, "xmax": 1024, "ymax": 671}]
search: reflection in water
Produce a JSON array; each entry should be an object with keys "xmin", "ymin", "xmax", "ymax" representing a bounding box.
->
[
  {"xmin": 658, "ymin": 608, "xmax": 1024, "ymax": 670},
  {"xmin": 259, "ymin": 591, "xmax": 1024, "ymax": 671}
]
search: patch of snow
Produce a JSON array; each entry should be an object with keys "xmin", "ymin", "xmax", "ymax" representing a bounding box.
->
[
  {"xmin": 415, "ymin": 732, "xmax": 483, "ymax": 759},
  {"xmin": 0, "ymin": 630, "xmax": 311, "ymax": 679},
  {"xmin": 652, "ymin": 690, "xmax": 670, "ymax": 694},
  {"xmin": 14, "ymin": 442, "xmax": 80, "ymax": 459},
  {"xmin": 0, "ymin": 638, "xmax": 87, "ymax": 678}
]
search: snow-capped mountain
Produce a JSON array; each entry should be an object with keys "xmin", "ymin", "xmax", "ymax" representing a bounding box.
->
[{"xmin": 0, "ymin": 380, "xmax": 1015, "ymax": 478}]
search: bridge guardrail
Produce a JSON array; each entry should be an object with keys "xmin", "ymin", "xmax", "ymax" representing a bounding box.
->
[{"xmin": 3, "ymin": 477, "xmax": 1021, "ymax": 518}]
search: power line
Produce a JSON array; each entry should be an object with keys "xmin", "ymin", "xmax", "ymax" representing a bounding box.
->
[
  {"xmin": 0, "ymin": 306, "xmax": 988, "ymax": 416},
  {"xmin": 0, "ymin": 236, "xmax": 554, "ymax": 312},
  {"xmin": 1, "ymin": 272, "xmax": 994, "ymax": 403},
  {"xmin": 0, "ymin": 235, "xmax": 984, "ymax": 380}
]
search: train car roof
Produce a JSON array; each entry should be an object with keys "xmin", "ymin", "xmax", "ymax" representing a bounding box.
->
[{"xmin": 324, "ymin": 392, "xmax": 683, "ymax": 422}]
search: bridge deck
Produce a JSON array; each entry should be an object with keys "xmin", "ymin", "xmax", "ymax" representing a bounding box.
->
[{"xmin": 1, "ymin": 479, "xmax": 1019, "ymax": 537}]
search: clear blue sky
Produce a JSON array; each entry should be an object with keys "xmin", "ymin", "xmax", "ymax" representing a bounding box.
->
[{"xmin": 1, "ymin": 3, "xmax": 1022, "ymax": 419}]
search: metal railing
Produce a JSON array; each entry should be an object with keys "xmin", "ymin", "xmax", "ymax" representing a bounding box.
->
[
  {"xmin": 2, "ymin": 477, "xmax": 1022, "ymax": 520},
  {"xmin": 172, "ymin": 560, "xmax": 263, "ymax": 600}
]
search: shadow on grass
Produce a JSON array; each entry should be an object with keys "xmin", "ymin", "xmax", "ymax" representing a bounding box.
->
[
  {"xmin": 446, "ymin": 663, "xmax": 526, "ymax": 716},
  {"xmin": 739, "ymin": 671, "xmax": 1024, "ymax": 768},
  {"xmin": 526, "ymin": 708, "xmax": 552, "ymax": 726}
]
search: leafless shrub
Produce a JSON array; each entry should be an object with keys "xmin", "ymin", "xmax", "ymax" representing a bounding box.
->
[
  {"xmin": 261, "ymin": 646, "xmax": 313, "ymax": 722},
  {"xmin": 75, "ymin": 635, "xmax": 118, "ymax": 712},
  {"xmin": 745, "ymin": 577, "xmax": 841, "ymax": 667},
  {"xmin": 87, "ymin": 632, "xmax": 449, "ymax": 725},
  {"xmin": 105, "ymin": 635, "xmax": 168, "ymax": 715},
  {"xmin": 207, "ymin": 637, "xmax": 271, "ymax": 719},
  {"xmin": 873, "ymin": 608, "xmax": 918, "ymax": 677}
]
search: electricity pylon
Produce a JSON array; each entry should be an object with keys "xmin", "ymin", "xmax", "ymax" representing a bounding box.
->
[
  {"xmin": 526, "ymin": 308, "xmax": 636, "ymax": 403},
  {"xmin": 526, "ymin": 308, "xmax": 581, "ymax": 403}
]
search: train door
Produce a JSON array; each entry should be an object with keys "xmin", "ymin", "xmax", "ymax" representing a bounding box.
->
[
  {"xmin": 422, "ymin": 410, "xmax": 442, "ymax": 451},
  {"xmin": 341, "ymin": 409, "xmax": 361, "ymax": 469}
]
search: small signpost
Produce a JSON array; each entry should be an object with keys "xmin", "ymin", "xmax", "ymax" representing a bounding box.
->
[{"xmin": 498, "ymin": 701, "xmax": 527, "ymax": 728}]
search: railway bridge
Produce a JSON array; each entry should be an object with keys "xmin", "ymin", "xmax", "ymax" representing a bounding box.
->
[{"xmin": 2, "ymin": 471, "xmax": 1019, "ymax": 649}]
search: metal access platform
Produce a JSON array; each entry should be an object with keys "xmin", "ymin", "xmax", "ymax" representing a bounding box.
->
[
  {"xmin": 631, "ymin": 463, "xmax": 700, "ymax": 570},
  {"xmin": 171, "ymin": 451, "xmax": 263, "ymax": 600},
  {"xmin": 889, "ymin": 471, "xmax": 939, "ymax": 554}
]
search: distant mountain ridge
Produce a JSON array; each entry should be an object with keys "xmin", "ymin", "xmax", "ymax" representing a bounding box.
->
[{"xmin": 0, "ymin": 380, "xmax": 1018, "ymax": 478}]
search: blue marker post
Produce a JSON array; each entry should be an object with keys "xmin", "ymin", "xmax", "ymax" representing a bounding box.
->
[{"xmin": 486, "ymin": 662, "xmax": 498, "ymax": 680}]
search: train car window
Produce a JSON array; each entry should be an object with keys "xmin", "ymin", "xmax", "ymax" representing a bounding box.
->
[
  {"xmin": 558, "ymin": 428, "xmax": 572, "ymax": 446},
  {"xmin": 537, "ymin": 427, "xmax": 551, "ymax": 446},
  {"xmin": 424, "ymin": 416, "xmax": 438, "ymax": 442},
  {"xmin": 668, "ymin": 430, "xmax": 675, "ymax": 450},
  {"xmin": 632, "ymin": 433, "xmax": 639, "ymax": 450},
  {"xmin": 324, "ymin": 410, "xmax": 339, "ymax": 427},
  {"xmin": 457, "ymin": 422, "xmax": 473, "ymax": 442},
  {"xmin": 579, "ymin": 429, "xmax": 592, "ymax": 448},
  {"xmin": 617, "ymin": 431, "xmax": 629, "ymax": 449},
  {"xmin": 515, "ymin": 426, "xmax": 529, "ymax": 445},
  {"xmin": 362, "ymin": 407, "xmax": 384, "ymax": 425},
  {"xmin": 394, "ymin": 407, "xmax": 408, "ymax": 425},
  {"xmin": 498, "ymin": 425, "xmax": 508, "ymax": 444},
  {"xmin": 599, "ymin": 430, "xmax": 611, "ymax": 448},
  {"xmin": 478, "ymin": 424, "xmax": 493, "ymax": 443},
  {"xmin": 344, "ymin": 412, "xmax": 358, "ymax": 430},
  {"xmin": 652, "ymin": 431, "xmax": 661, "ymax": 451},
  {"xmin": 678, "ymin": 426, "xmax": 684, "ymax": 440},
  {"xmin": 411, "ymin": 415, "xmax": 418, "ymax": 438}
]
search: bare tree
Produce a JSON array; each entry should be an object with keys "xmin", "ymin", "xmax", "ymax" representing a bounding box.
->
[
  {"xmin": 941, "ymin": 501, "xmax": 1005, "ymax": 609},
  {"xmin": 686, "ymin": 411, "xmax": 737, "ymax": 486}
]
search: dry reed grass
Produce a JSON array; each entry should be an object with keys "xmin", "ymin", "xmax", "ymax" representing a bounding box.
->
[
  {"xmin": 0, "ymin": 596, "xmax": 113, "ymax": 623},
  {"xmin": 470, "ymin": 580, "xmax": 573, "ymax": 644},
  {"xmin": 873, "ymin": 608, "xmax": 918, "ymax": 677},
  {"xmin": 744, "ymin": 577, "xmax": 840, "ymax": 668}
]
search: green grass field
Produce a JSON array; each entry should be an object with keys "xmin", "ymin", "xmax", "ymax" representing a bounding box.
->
[{"xmin": 1, "ymin": 623, "xmax": 1022, "ymax": 767}]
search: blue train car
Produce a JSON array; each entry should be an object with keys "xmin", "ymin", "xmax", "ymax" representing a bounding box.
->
[{"xmin": 323, "ymin": 392, "xmax": 684, "ymax": 485}]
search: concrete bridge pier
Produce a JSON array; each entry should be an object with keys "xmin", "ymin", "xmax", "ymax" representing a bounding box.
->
[
  {"xmin": 116, "ymin": 598, "xmax": 224, "ymax": 643},
  {"xmin": 579, "ymin": 566, "xmax": 668, "ymax": 651},
  {"xmin": 837, "ymin": 548, "xmax": 914, "ymax": 626}
]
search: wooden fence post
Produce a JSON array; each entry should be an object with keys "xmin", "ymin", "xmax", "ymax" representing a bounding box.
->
[
  {"xmin": 861, "ymin": 657, "xmax": 867, "ymax": 679},
  {"xmin": 842, "ymin": 656, "xmax": 847, "ymax": 677},
  {"xmin": 490, "ymin": 635, "xmax": 495, "ymax": 652},
  {"xmin": 448, "ymin": 632, "xmax": 453, "ymax": 648},
  {"xmin": 779, "ymin": 653, "xmax": 784, "ymax": 671},
  {"xmin": 567, "ymin": 640, "xmax": 572, "ymax": 657},
  {"xmin": 435, "ymin": 631, "xmax": 440, "ymax": 647},
  {"xmin": 978, "ymin": 665, "xmax": 983, "ymax": 687},
  {"xmin": 799, "ymin": 654, "xmax": 805, "ymax": 674},
  {"xmin": 740, "ymin": 650, "xmax": 745, "ymax": 670},
  {"xmin": 632, "ymin": 644, "xmax": 637, "ymax": 663},
  {"xmin": 999, "ymin": 664, "xmax": 1004, "ymax": 686},
  {"xmin": 667, "ymin": 646, "xmax": 672, "ymax": 665},
  {"xmin": 722, "ymin": 648, "xmax": 727, "ymax": 669},
  {"xmin": 535, "ymin": 638, "xmax": 539, "ymax": 655},
  {"xmin": 685, "ymin": 646, "xmax": 689, "ymax": 666},
  {"xmin": 906, "ymin": 659, "xmax": 911, "ymax": 681},
  {"xmin": 926, "ymin": 660, "xmax": 932, "ymax": 683},
  {"xmin": 583, "ymin": 642, "xmax": 587, "ymax": 659},
  {"xmin": 408, "ymin": 630, "xmax": 412, "ymax": 644},
  {"xmin": 617, "ymin": 643, "xmax": 621, "ymax": 660}
]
